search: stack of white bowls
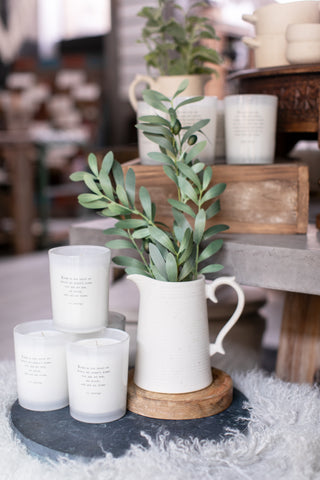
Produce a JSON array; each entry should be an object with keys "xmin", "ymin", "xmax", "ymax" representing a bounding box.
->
[{"xmin": 242, "ymin": 1, "xmax": 320, "ymax": 68}]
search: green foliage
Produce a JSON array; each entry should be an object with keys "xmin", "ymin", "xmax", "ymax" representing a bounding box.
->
[
  {"xmin": 70, "ymin": 81, "xmax": 228, "ymax": 281},
  {"xmin": 137, "ymin": 0, "xmax": 223, "ymax": 76}
]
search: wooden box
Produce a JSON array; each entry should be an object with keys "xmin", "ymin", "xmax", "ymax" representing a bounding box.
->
[{"xmin": 122, "ymin": 162, "xmax": 309, "ymax": 234}]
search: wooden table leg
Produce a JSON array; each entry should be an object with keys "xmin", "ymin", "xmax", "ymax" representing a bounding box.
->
[
  {"xmin": 276, "ymin": 292, "xmax": 320, "ymax": 384},
  {"xmin": 10, "ymin": 144, "xmax": 35, "ymax": 254}
]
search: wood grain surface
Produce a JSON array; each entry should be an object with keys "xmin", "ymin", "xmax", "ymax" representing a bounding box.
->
[{"xmin": 127, "ymin": 368, "xmax": 233, "ymax": 420}]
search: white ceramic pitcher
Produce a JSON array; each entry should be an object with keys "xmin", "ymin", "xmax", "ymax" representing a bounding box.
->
[
  {"xmin": 128, "ymin": 74, "xmax": 210, "ymax": 111},
  {"xmin": 128, "ymin": 274, "xmax": 245, "ymax": 394}
]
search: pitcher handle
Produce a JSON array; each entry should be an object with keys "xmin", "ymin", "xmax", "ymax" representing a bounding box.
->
[
  {"xmin": 206, "ymin": 276, "xmax": 245, "ymax": 356},
  {"xmin": 128, "ymin": 74, "xmax": 156, "ymax": 111}
]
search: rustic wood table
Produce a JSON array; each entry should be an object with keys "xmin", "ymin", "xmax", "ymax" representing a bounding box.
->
[
  {"xmin": 228, "ymin": 65, "xmax": 320, "ymax": 154},
  {"xmin": 69, "ymin": 217, "xmax": 320, "ymax": 384}
]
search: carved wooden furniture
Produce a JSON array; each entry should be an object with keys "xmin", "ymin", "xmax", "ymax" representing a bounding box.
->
[{"xmin": 228, "ymin": 65, "xmax": 320, "ymax": 154}]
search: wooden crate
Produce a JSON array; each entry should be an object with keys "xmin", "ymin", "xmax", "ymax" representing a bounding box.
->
[{"xmin": 122, "ymin": 162, "xmax": 309, "ymax": 234}]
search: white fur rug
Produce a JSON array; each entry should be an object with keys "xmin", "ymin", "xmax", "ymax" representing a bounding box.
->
[{"xmin": 1, "ymin": 361, "xmax": 320, "ymax": 480}]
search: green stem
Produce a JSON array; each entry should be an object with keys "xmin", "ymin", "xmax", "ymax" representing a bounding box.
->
[{"xmin": 127, "ymin": 230, "xmax": 153, "ymax": 275}]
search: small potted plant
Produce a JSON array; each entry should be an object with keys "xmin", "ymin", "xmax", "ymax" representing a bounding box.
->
[
  {"xmin": 70, "ymin": 81, "xmax": 244, "ymax": 405},
  {"xmin": 129, "ymin": 0, "xmax": 223, "ymax": 110}
]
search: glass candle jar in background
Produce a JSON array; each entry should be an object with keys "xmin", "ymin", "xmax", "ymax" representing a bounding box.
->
[
  {"xmin": 224, "ymin": 94, "xmax": 278, "ymax": 165},
  {"xmin": 49, "ymin": 245, "xmax": 111, "ymax": 333},
  {"xmin": 14, "ymin": 320, "xmax": 73, "ymax": 411},
  {"xmin": 66, "ymin": 328, "xmax": 130, "ymax": 423}
]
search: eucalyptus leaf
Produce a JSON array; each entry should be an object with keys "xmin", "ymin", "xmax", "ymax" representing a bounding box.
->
[
  {"xmin": 142, "ymin": 90, "xmax": 169, "ymax": 113},
  {"xmin": 107, "ymin": 203, "xmax": 130, "ymax": 216},
  {"xmin": 83, "ymin": 174, "xmax": 101, "ymax": 196},
  {"xmin": 203, "ymin": 224, "xmax": 229, "ymax": 240},
  {"xmin": 177, "ymin": 163, "xmax": 201, "ymax": 190},
  {"xmin": 181, "ymin": 119, "xmax": 210, "ymax": 145},
  {"xmin": 199, "ymin": 264, "xmax": 224, "ymax": 274},
  {"xmin": 201, "ymin": 183, "xmax": 226, "ymax": 205},
  {"xmin": 138, "ymin": 115, "xmax": 171, "ymax": 128},
  {"xmin": 175, "ymin": 96, "xmax": 203, "ymax": 108},
  {"xmin": 178, "ymin": 177, "xmax": 198, "ymax": 204},
  {"xmin": 168, "ymin": 198, "xmax": 195, "ymax": 218},
  {"xmin": 202, "ymin": 167, "xmax": 212, "ymax": 190},
  {"xmin": 115, "ymin": 219, "xmax": 147, "ymax": 229},
  {"xmin": 70, "ymin": 171, "xmax": 88, "ymax": 182},
  {"xmin": 78, "ymin": 198, "xmax": 108, "ymax": 209},
  {"xmin": 125, "ymin": 168, "xmax": 136, "ymax": 207},
  {"xmin": 147, "ymin": 152, "xmax": 174, "ymax": 166},
  {"xmin": 78, "ymin": 193, "xmax": 103, "ymax": 203},
  {"xmin": 112, "ymin": 161, "xmax": 124, "ymax": 187},
  {"xmin": 193, "ymin": 209, "xmax": 206, "ymax": 244},
  {"xmin": 185, "ymin": 140, "xmax": 206, "ymax": 163},
  {"xmin": 149, "ymin": 243, "xmax": 167, "ymax": 278},
  {"xmin": 148, "ymin": 226, "xmax": 176, "ymax": 254},
  {"xmin": 105, "ymin": 239, "xmax": 135, "ymax": 250},
  {"xmin": 116, "ymin": 184, "xmax": 129, "ymax": 207},
  {"xmin": 144, "ymin": 132, "xmax": 175, "ymax": 154},
  {"xmin": 132, "ymin": 228, "xmax": 150, "ymax": 239},
  {"xmin": 112, "ymin": 256, "xmax": 146, "ymax": 269},
  {"xmin": 99, "ymin": 171, "xmax": 114, "ymax": 200},
  {"xmin": 205, "ymin": 200, "xmax": 221, "ymax": 219},
  {"xmin": 166, "ymin": 252, "xmax": 178, "ymax": 282},
  {"xmin": 101, "ymin": 151, "xmax": 114, "ymax": 175},
  {"xmin": 88, "ymin": 153, "xmax": 98, "ymax": 177},
  {"xmin": 163, "ymin": 165, "xmax": 178, "ymax": 186},
  {"xmin": 103, "ymin": 227, "xmax": 129, "ymax": 238},
  {"xmin": 139, "ymin": 186, "xmax": 152, "ymax": 219},
  {"xmin": 198, "ymin": 238, "xmax": 223, "ymax": 263}
]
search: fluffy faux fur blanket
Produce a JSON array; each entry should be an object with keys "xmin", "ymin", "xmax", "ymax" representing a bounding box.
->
[{"xmin": 1, "ymin": 361, "xmax": 320, "ymax": 480}]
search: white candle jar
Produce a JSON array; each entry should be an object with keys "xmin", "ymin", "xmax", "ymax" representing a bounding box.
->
[
  {"xmin": 49, "ymin": 245, "xmax": 111, "ymax": 333},
  {"xmin": 14, "ymin": 320, "xmax": 73, "ymax": 411},
  {"xmin": 66, "ymin": 328, "xmax": 130, "ymax": 423}
]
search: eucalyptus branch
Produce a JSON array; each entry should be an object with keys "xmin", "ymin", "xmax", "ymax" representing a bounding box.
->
[{"xmin": 71, "ymin": 80, "xmax": 228, "ymax": 282}]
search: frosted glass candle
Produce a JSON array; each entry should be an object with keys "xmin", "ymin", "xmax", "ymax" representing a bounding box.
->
[
  {"xmin": 14, "ymin": 320, "xmax": 72, "ymax": 411},
  {"xmin": 224, "ymin": 94, "xmax": 278, "ymax": 164},
  {"xmin": 108, "ymin": 311, "xmax": 126, "ymax": 331},
  {"xmin": 49, "ymin": 245, "xmax": 111, "ymax": 333},
  {"xmin": 66, "ymin": 328, "xmax": 130, "ymax": 423}
]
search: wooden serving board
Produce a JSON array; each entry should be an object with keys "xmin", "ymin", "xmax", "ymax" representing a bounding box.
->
[
  {"xmin": 122, "ymin": 163, "xmax": 309, "ymax": 234},
  {"xmin": 127, "ymin": 368, "xmax": 233, "ymax": 420}
]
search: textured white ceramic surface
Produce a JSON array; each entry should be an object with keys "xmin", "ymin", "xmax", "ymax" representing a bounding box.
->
[
  {"xmin": 129, "ymin": 274, "xmax": 245, "ymax": 394},
  {"xmin": 242, "ymin": 1, "xmax": 320, "ymax": 35}
]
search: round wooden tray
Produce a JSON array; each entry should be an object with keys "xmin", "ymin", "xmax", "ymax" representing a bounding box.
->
[{"xmin": 127, "ymin": 367, "xmax": 233, "ymax": 420}]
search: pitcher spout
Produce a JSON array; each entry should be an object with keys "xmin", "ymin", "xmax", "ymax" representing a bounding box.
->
[{"xmin": 127, "ymin": 273, "xmax": 150, "ymax": 290}]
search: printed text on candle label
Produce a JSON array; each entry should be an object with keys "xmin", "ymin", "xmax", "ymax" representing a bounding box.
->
[
  {"xmin": 231, "ymin": 109, "xmax": 264, "ymax": 142},
  {"xmin": 60, "ymin": 275, "xmax": 93, "ymax": 305},
  {"xmin": 77, "ymin": 364, "xmax": 111, "ymax": 395},
  {"xmin": 20, "ymin": 354, "xmax": 52, "ymax": 384}
]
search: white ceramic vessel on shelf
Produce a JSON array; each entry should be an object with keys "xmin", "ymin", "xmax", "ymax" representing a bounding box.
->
[
  {"xmin": 242, "ymin": 1, "xmax": 320, "ymax": 35},
  {"xmin": 286, "ymin": 24, "xmax": 320, "ymax": 64},
  {"xmin": 242, "ymin": 34, "xmax": 289, "ymax": 68},
  {"xmin": 129, "ymin": 274, "xmax": 245, "ymax": 394}
]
